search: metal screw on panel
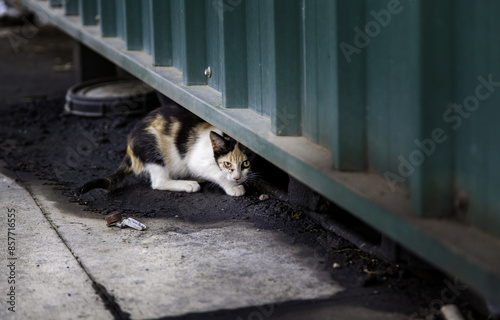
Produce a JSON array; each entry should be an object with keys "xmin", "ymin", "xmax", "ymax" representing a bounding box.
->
[{"xmin": 204, "ymin": 66, "xmax": 212, "ymax": 78}]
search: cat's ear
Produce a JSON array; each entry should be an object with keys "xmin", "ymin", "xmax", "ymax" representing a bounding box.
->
[{"xmin": 210, "ymin": 131, "xmax": 228, "ymax": 154}]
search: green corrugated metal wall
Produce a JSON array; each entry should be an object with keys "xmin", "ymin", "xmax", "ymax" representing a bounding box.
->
[
  {"xmin": 19, "ymin": 0, "xmax": 500, "ymax": 303},
  {"xmin": 454, "ymin": 0, "xmax": 500, "ymax": 238}
]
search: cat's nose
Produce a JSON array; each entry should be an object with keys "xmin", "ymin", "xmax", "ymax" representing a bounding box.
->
[{"xmin": 233, "ymin": 172, "xmax": 241, "ymax": 181}]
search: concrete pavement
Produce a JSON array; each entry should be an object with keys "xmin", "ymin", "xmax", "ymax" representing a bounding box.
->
[
  {"xmin": 0, "ymin": 173, "xmax": 111, "ymax": 319},
  {"xmin": 0, "ymin": 170, "xmax": 411, "ymax": 319}
]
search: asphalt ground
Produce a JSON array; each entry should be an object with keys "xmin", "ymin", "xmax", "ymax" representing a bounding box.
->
[{"xmin": 0, "ymin": 17, "xmax": 488, "ymax": 320}]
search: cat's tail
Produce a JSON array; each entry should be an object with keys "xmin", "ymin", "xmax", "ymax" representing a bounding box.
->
[{"xmin": 75, "ymin": 156, "xmax": 133, "ymax": 195}]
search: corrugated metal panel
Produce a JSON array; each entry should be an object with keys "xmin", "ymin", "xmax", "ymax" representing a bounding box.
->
[
  {"xmin": 49, "ymin": 0, "xmax": 62, "ymax": 6},
  {"xmin": 248, "ymin": 0, "xmax": 275, "ymax": 118},
  {"xmin": 64, "ymin": 0, "xmax": 79, "ymax": 15},
  {"xmin": 80, "ymin": 0, "xmax": 98, "ymax": 26},
  {"xmin": 115, "ymin": 0, "xmax": 124, "ymax": 39},
  {"xmin": 205, "ymin": 0, "xmax": 221, "ymax": 92},
  {"xmin": 454, "ymin": 1, "xmax": 500, "ymax": 237},
  {"xmin": 219, "ymin": 0, "xmax": 246, "ymax": 107},
  {"xmin": 99, "ymin": 0, "xmax": 117, "ymax": 37},
  {"xmin": 302, "ymin": 0, "xmax": 335, "ymax": 149},
  {"xmin": 20, "ymin": 0, "xmax": 500, "ymax": 303},
  {"xmin": 123, "ymin": 0, "xmax": 142, "ymax": 50},
  {"xmin": 170, "ymin": 0, "xmax": 183, "ymax": 71},
  {"xmin": 413, "ymin": 0, "xmax": 454, "ymax": 218},
  {"xmin": 141, "ymin": 0, "xmax": 151, "ymax": 54},
  {"xmin": 150, "ymin": 0, "xmax": 172, "ymax": 66},
  {"xmin": 334, "ymin": 1, "xmax": 367, "ymax": 171},
  {"xmin": 181, "ymin": 0, "xmax": 207, "ymax": 85},
  {"xmin": 366, "ymin": 0, "xmax": 420, "ymax": 182}
]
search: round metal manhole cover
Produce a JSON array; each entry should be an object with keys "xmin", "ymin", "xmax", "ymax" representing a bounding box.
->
[{"xmin": 64, "ymin": 77, "xmax": 160, "ymax": 117}]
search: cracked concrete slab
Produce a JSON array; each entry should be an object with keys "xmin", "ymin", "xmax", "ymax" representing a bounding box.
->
[
  {"xmin": 27, "ymin": 180, "xmax": 344, "ymax": 319},
  {"xmin": 0, "ymin": 175, "xmax": 112, "ymax": 320}
]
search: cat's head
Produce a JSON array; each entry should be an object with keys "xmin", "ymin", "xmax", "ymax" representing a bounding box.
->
[{"xmin": 210, "ymin": 131, "xmax": 253, "ymax": 184}]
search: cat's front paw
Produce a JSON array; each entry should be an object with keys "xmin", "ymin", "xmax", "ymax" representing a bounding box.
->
[
  {"xmin": 225, "ymin": 185, "xmax": 245, "ymax": 197},
  {"xmin": 181, "ymin": 181, "xmax": 201, "ymax": 193}
]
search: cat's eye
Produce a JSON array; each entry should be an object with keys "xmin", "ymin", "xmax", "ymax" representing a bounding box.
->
[
  {"xmin": 242, "ymin": 160, "xmax": 250, "ymax": 168},
  {"xmin": 223, "ymin": 161, "xmax": 232, "ymax": 168}
]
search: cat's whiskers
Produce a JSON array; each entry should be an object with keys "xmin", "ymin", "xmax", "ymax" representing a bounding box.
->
[{"xmin": 243, "ymin": 172, "xmax": 264, "ymax": 185}]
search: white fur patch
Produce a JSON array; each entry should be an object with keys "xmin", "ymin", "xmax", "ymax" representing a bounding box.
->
[
  {"xmin": 145, "ymin": 163, "xmax": 200, "ymax": 192},
  {"xmin": 145, "ymin": 163, "xmax": 170, "ymax": 189}
]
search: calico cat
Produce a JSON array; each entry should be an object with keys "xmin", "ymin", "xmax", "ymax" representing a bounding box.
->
[{"xmin": 77, "ymin": 103, "xmax": 253, "ymax": 196}]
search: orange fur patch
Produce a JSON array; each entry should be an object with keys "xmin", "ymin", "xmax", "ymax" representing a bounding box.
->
[{"xmin": 127, "ymin": 142, "xmax": 144, "ymax": 173}]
